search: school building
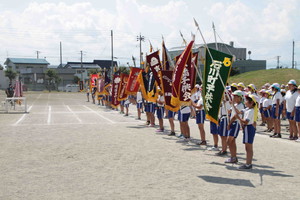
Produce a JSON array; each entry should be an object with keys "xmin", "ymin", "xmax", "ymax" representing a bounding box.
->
[{"xmin": 168, "ymin": 42, "xmax": 267, "ymax": 74}]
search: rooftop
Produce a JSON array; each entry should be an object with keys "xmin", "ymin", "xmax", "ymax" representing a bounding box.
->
[{"xmin": 5, "ymin": 58, "xmax": 50, "ymax": 65}]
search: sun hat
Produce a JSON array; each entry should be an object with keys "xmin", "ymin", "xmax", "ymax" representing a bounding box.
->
[
  {"xmin": 247, "ymin": 84, "xmax": 256, "ymax": 91},
  {"xmin": 231, "ymin": 83, "xmax": 238, "ymax": 88},
  {"xmin": 281, "ymin": 89, "xmax": 286, "ymax": 93},
  {"xmin": 271, "ymin": 83, "xmax": 281, "ymax": 91},
  {"xmin": 232, "ymin": 90, "xmax": 244, "ymax": 97},
  {"xmin": 237, "ymin": 82, "xmax": 245, "ymax": 88},
  {"xmin": 288, "ymin": 79, "xmax": 297, "ymax": 86},
  {"xmin": 259, "ymin": 89, "xmax": 266, "ymax": 94}
]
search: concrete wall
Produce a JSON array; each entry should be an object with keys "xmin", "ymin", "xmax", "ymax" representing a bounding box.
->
[{"xmin": 0, "ymin": 70, "xmax": 9, "ymax": 89}]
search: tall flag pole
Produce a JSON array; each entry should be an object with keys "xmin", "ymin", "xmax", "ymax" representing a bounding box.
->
[
  {"xmin": 149, "ymin": 40, "xmax": 153, "ymax": 53},
  {"xmin": 212, "ymin": 22, "xmax": 219, "ymax": 50}
]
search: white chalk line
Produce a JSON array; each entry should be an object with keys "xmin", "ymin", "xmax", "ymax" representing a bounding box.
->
[
  {"xmin": 66, "ymin": 105, "xmax": 82, "ymax": 123},
  {"xmin": 47, "ymin": 106, "xmax": 51, "ymax": 125},
  {"xmin": 83, "ymin": 105, "xmax": 116, "ymax": 124},
  {"xmin": 13, "ymin": 106, "xmax": 33, "ymax": 126}
]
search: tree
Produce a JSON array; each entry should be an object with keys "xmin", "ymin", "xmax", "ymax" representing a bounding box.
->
[
  {"xmin": 0, "ymin": 64, "xmax": 3, "ymax": 70},
  {"xmin": 45, "ymin": 69, "xmax": 57, "ymax": 92},
  {"xmin": 4, "ymin": 68, "xmax": 17, "ymax": 83},
  {"xmin": 118, "ymin": 66, "xmax": 130, "ymax": 75},
  {"xmin": 88, "ymin": 69, "xmax": 99, "ymax": 75},
  {"xmin": 73, "ymin": 76, "xmax": 80, "ymax": 84}
]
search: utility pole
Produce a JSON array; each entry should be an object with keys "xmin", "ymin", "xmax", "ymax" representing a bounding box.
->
[
  {"xmin": 60, "ymin": 41, "xmax": 62, "ymax": 67},
  {"xmin": 277, "ymin": 56, "xmax": 281, "ymax": 68},
  {"xmin": 80, "ymin": 50, "xmax": 83, "ymax": 82},
  {"xmin": 292, "ymin": 40, "xmax": 295, "ymax": 69},
  {"xmin": 36, "ymin": 51, "xmax": 40, "ymax": 59},
  {"xmin": 137, "ymin": 33, "xmax": 145, "ymax": 68},
  {"xmin": 111, "ymin": 30, "xmax": 114, "ymax": 80}
]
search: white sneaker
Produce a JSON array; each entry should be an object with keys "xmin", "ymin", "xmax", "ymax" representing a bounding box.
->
[
  {"xmin": 207, "ymin": 146, "xmax": 220, "ymax": 151},
  {"xmin": 179, "ymin": 135, "xmax": 185, "ymax": 139},
  {"xmin": 295, "ymin": 138, "xmax": 300, "ymax": 142}
]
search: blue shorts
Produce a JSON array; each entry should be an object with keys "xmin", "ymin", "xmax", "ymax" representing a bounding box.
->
[
  {"xmin": 149, "ymin": 103, "xmax": 155, "ymax": 113},
  {"xmin": 295, "ymin": 107, "xmax": 300, "ymax": 122},
  {"xmin": 178, "ymin": 111, "xmax": 190, "ymax": 122},
  {"xmin": 125, "ymin": 103, "xmax": 130, "ymax": 108},
  {"xmin": 272, "ymin": 104, "xmax": 282, "ymax": 119},
  {"xmin": 210, "ymin": 121, "xmax": 218, "ymax": 135},
  {"xmin": 144, "ymin": 103, "xmax": 150, "ymax": 112},
  {"xmin": 218, "ymin": 117, "xmax": 228, "ymax": 137},
  {"xmin": 263, "ymin": 108, "xmax": 271, "ymax": 118},
  {"xmin": 286, "ymin": 112, "xmax": 296, "ymax": 121},
  {"xmin": 196, "ymin": 110, "xmax": 206, "ymax": 124},
  {"xmin": 243, "ymin": 124, "xmax": 256, "ymax": 144},
  {"xmin": 137, "ymin": 102, "xmax": 143, "ymax": 109},
  {"xmin": 156, "ymin": 107, "xmax": 165, "ymax": 119},
  {"xmin": 228, "ymin": 121, "xmax": 240, "ymax": 138},
  {"xmin": 120, "ymin": 100, "xmax": 125, "ymax": 106},
  {"xmin": 259, "ymin": 107, "xmax": 263, "ymax": 114},
  {"xmin": 167, "ymin": 111, "xmax": 176, "ymax": 119}
]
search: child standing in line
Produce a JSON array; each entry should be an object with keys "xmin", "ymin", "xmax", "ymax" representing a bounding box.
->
[
  {"xmin": 263, "ymin": 90, "xmax": 273, "ymax": 132},
  {"xmin": 167, "ymin": 110, "xmax": 176, "ymax": 136},
  {"xmin": 178, "ymin": 106, "xmax": 191, "ymax": 142},
  {"xmin": 295, "ymin": 85, "xmax": 300, "ymax": 142},
  {"xmin": 207, "ymin": 121, "xmax": 219, "ymax": 151},
  {"xmin": 192, "ymin": 92, "xmax": 206, "ymax": 145},
  {"xmin": 156, "ymin": 90, "xmax": 165, "ymax": 133},
  {"xmin": 259, "ymin": 89, "xmax": 267, "ymax": 126},
  {"xmin": 225, "ymin": 90, "xmax": 245, "ymax": 163},
  {"xmin": 216, "ymin": 94, "xmax": 230, "ymax": 156},
  {"xmin": 136, "ymin": 90, "xmax": 143, "ymax": 120},
  {"xmin": 235, "ymin": 94, "xmax": 258, "ymax": 170},
  {"xmin": 270, "ymin": 83, "xmax": 283, "ymax": 138},
  {"xmin": 124, "ymin": 96, "xmax": 130, "ymax": 116}
]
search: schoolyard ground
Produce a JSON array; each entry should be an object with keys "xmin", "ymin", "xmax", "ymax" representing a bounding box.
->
[{"xmin": 0, "ymin": 92, "xmax": 299, "ymax": 200}]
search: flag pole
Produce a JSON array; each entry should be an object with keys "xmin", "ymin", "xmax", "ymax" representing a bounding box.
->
[{"xmin": 212, "ymin": 22, "xmax": 218, "ymax": 50}]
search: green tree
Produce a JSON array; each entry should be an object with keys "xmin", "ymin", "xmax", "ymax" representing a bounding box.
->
[
  {"xmin": 73, "ymin": 76, "xmax": 80, "ymax": 84},
  {"xmin": 45, "ymin": 69, "xmax": 57, "ymax": 92},
  {"xmin": 4, "ymin": 68, "xmax": 17, "ymax": 83},
  {"xmin": 0, "ymin": 64, "xmax": 3, "ymax": 70},
  {"xmin": 88, "ymin": 69, "xmax": 99, "ymax": 75},
  {"xmin": 118, "ymin": 66, "xmax": 130, "ymax": 75}
]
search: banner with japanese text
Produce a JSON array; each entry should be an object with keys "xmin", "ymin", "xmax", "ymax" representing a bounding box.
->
[
  {"xmin": 111, "ymin": 75, "xmax": 121, "ymax": 108},
  {"xmin": 161, "ymin": 70, "xmax": 179, "ymax": 112},
  {"xmin": 171, "ymin": 39, "xmax": 194, "ymax": 107},
  {"xmin": 90, "ymin": 74, "xmax": 99, "ymax": 91},
  {"xmin": 146, "ymin": 51, "xmax": 162, "ymax": 88},
  {"xmin": 117, "ymin": 73, "xmax": 129, "ymax": 101},
  {"xmin": 126, "ymin": 67, "xmax": 142, "ymax": 95},
  {"xmin": 203, "ymin": 48, "xmax": 233, "ymax": 124}
]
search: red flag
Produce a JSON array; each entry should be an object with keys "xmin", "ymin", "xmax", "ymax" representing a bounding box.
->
[
  {"xmin": 111, "ymin": 75, "xmax": 121, "ymax": 108},
  {"xmin": 117, "ymin": 73, "xmax": 129, "ymax": 101},
  {"xmin": 171, "ymin": 40, "xmax": 194, "ymax": 107},
  {"xmin": 90, "ymin": 74, "xmax": 99, "ymax": 88},
  {"xmin": 146, "ymin": 51, "xmax": 162, "ymax": 88},
  {"xmin": 126, "ymin": 67, "xmax": 142, "ymax": 95},
  {"xmin": 161, "ymin": 70, "xmax": 179, "ymax": 112},
  {"xmin": 178, "ymin": 52, "xmax": 192, "ymax": 104}
]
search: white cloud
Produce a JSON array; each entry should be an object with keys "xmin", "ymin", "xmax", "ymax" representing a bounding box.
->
[{"xmin": 0, "ymin": 0, "xmax": 299, "ymax": 68}]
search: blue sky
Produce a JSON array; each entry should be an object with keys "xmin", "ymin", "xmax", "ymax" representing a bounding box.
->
[{"xmin": 0, "ymin": 0, "xmax": 299, "ymax": 69}]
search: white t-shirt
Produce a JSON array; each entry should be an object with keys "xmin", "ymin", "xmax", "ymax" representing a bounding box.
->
[
  {"xmin": 219, "ymin": 101, "xmax": 230, "ymax": 117},
  {"xmin": 136, "ymin": 91, "xmax": 143, "ymax": 103},
  {"xmin": 259, "ymin": 97, "xmax": 266, "ymax": 106},
  {"xmin": 157, "ymin": 95, "xmax": 165, "ymax": 107},
  {"xmin": 230, "ymin": 102, "xmax": 244, "ymax": 120},
  {"xmin": 262, "ymin": 98, "xmax": 272, "ymax": 108},
  {"xmin": 180, "ymin": 106, "xmax": 191, "ymax": 114},
  {"xmin": 196, "ymin": 97, "xmax": 204, "ymax": 111},
  {"xmin": 285, "ymin": 90, "xmax": 298, "ymax": 112},
  {"xmin": 272, "ymin": 92, "xmax": 283, "ymax": 105},
  {"xmin": 243, "ymin": 108, "xmax": 254, "ymax": 125},
  {"xmin": 191, "ymin": 90, "xmax": 201, "ymax": 102},
  {"xmin": 296, "ymin": 95, "xmax": 300, "ymax": 107}
]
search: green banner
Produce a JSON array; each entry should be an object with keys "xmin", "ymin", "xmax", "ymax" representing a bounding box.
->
[{"xmin": 203, "ymin": 48, "xmax": 233, "ymax": 124}]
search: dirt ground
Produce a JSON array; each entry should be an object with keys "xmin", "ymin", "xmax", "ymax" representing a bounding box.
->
[{"xmin": 0, "ymin": 92, "xmax": 299, "ymax": 200}]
